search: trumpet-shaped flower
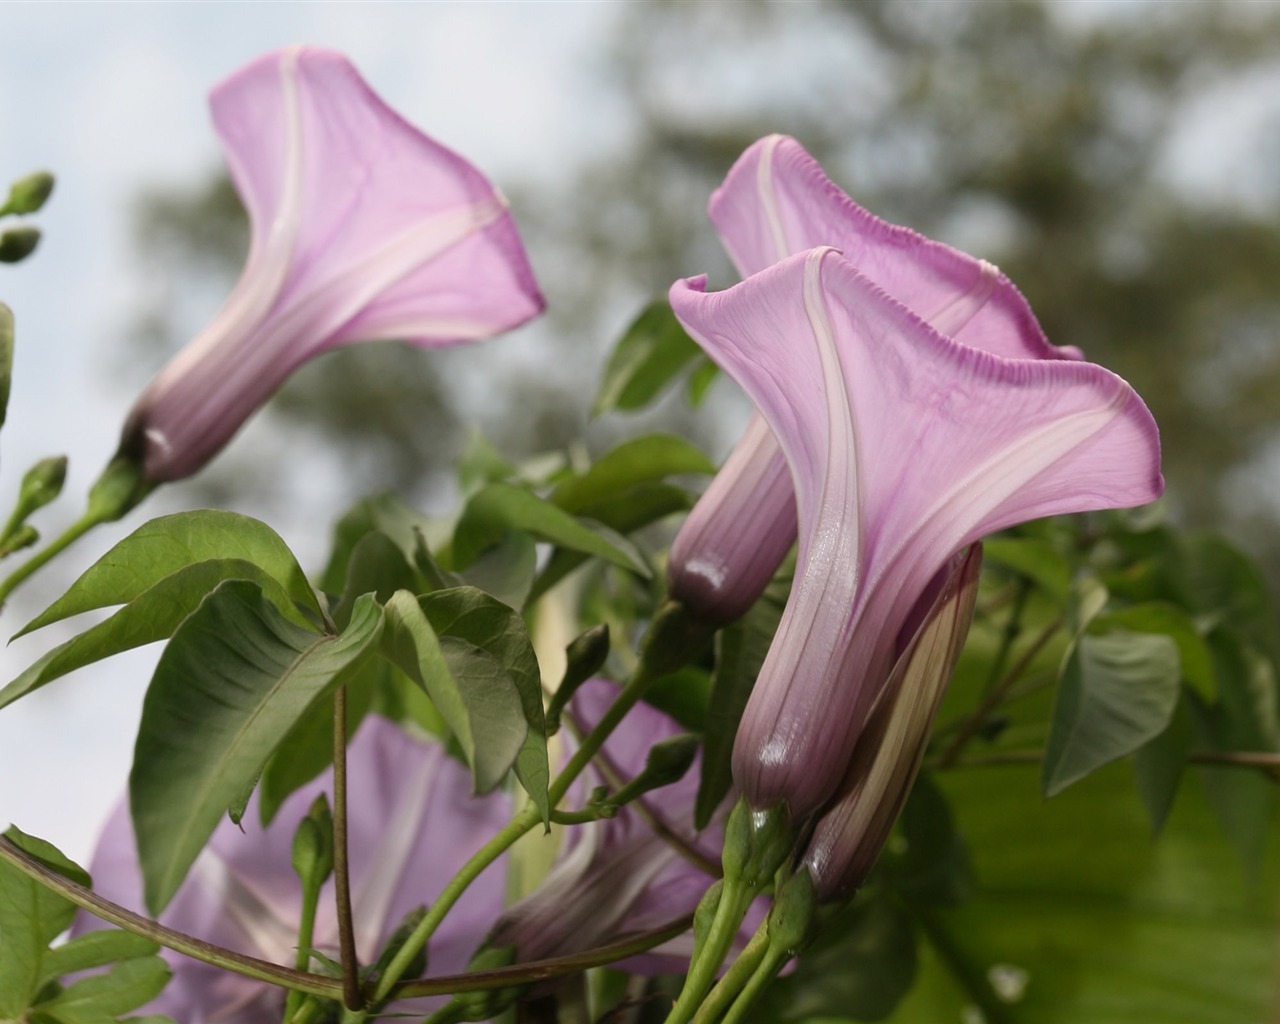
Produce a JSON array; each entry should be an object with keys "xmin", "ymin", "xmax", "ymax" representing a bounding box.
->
[
  {"xmin": 802, "ymin": 545, "xmax": 982, "ymax": 900},
  {"xmin": 74, "ymin": 687, "xmax": 750, "ymax": 1020},
  {"xmin": 75, "ymin": 717, "xmax": 511, "ymax": 1023},
  {"xmin": 670, "ymin": 246, "xmax": 1162, "ymax": 818},
  {"xmin": 118, "ymin": 46, "xmax": 544, "ymax": 483},
  {"xmin": 668, "ymin": 135, "xmax": 1079, "ymax": 624}
]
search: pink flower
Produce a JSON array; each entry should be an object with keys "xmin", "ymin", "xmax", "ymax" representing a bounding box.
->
[
  {"xmin": 670, "ymin": 245, "xmax": 1161, "ymax": 819},
  {"xmin": 119, "ymin": 46, "xmax": 544, "ymax": 483},
  {"xmin": 493, "ymin": 679, "xmax": 760, "ymax": 975},
  {"xmin": 76, "ymin": 717, "xmax": 511, "ymax": 1023},
  {"xmin": 667, "ymin": 135, "xmax": 1080, "ymax": 624}
]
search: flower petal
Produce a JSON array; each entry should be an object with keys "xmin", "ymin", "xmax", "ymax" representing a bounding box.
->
[
  {"xmin": 671, "ymin": 248, "xmax": 1161, "ymax": 816},
  {"xmin": 123, "ymin": 46, "xmax": 544, "ymax": 482}
]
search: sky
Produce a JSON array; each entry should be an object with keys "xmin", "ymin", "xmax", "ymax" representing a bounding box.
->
[{"xmin": 0, "ymin": 1, "xmax": 629, "ymax": 865}]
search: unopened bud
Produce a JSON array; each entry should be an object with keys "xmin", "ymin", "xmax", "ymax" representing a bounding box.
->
[
  {"xmin": 17, "ymin": 456, "xmax": 67, "ymax": 516},
  {"xmin": 0, "ymin": 226, "xmax": 40, "ymax": 263},
  {"xmin": 608, "ymin": 733, "xmax": 699, "ymax": 807},
  {"xmin": 2, "ymin": 171, "xmax": 55, "ymax": 216},
  {"xmin": 290, "ymin": 795, "xmax": 333, "ymax": 894},
  {"xmin": 0, "ymin": 524, "xmax": 38, "ymax": 558},
  {"xmin": 546, "ymin": 623, "xmax": 610, "ymax": 733}
]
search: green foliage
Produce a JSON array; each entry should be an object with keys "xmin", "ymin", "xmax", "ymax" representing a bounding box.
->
[
  {"xmin": 130, "ymin": 582, "xmax": 382, "ymax": 913},
  {"xmin": 381, "ymin": 589, "xmax": 530, "ymax": 799},
  {"xmin": 887, "ymin": 766, "xmax": 1279, "ymax": 1024},
  {"xmin": 592, "ymin": 300, "xmax": 708, "ymax": 416},
  {"xmin": 450, "ymin": 482, "xmax": 650, "ymax": 580},
  {"xmin": 15, "ymin": 509, "xmax": 321, "ymax": 638},
  {"xmin": 420, "ymin": 587, "xmax": 551, "ymax": 823},
  {"xmin": 1042, "ymin": 630, "xmax": 1181, "ymax": 797},
  {"xmin": 0, "ymin": 303, "xmax": 11, "ymax": 430},
  {"xmin": 0, "ymin": 828, "xmax": 169, "ymax": 1023}
]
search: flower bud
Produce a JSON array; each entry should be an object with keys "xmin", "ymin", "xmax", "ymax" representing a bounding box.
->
[
  {"xmin": 290, "ymin": 794, "xmax": 333, "ymax": 894},
  {"xmin": 1, "ymin": 171, "xmax": 55, "ymax": 216},
  {"xmin": 801, "ymin": 546, "xmax": 983, "ymax": 902},
  {"xmin": 0, "ymin": 226, "xmax": 40, "ymax": 263}
]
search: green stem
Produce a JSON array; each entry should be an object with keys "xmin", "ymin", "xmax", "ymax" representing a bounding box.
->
[
  {"xmin": 354, "ymin": 801, "xmax": 542, "ymax": 1016},
  {"xmin": 0, "ymin": 455, "xmax": 150, "ymax": 610},
  {"xmin": 0, "ymin": 509, "xmax": 101, "ymax": 609},
  {"xmin": 400, "ymin": 914, "xmax": 691, "ymax": 1000},
  {"xmin": 933, "ymin": 615, "xmax": 1063, "ymax": 768},
  {"xmin": 665, "ymin": 879, "xmax": 752, "ymax": 1024},
  {"xmin": 0, "ymin": 835, "xmax": 343, "ymax": 999},
  {"xmin": 719, "ymin": 945, "xmax": 789, "ymax": 1024},
  {"xmin": 689, "ymin": 917, "xmax": 770, "ymax": 1024},
  {"xmin": 331, "ymin": 686, "xmax": 362, "ymax": 1011},
  {"xmin": 282, "ymin": 881, "xmax": 322, "ymax": 1022}
]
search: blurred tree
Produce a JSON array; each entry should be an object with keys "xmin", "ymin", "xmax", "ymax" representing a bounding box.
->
[{"xmin": 120, "ymin": 0, "xmax": 1280, "ymax": 581}]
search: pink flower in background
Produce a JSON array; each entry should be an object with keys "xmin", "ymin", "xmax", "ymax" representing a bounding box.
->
[
  {"xmin": 667, "ymin": 134, "xmax": 1080, "ymax": 624},
  {"xmin": 77, "ymin": 717, "xmax": 511, "ymax": 1023},
  {"xmin": 493, "ymin": 679, "xmax": 760, "ymax": 975},
  {"xmin": 119, "ymin": 46, "xmax": 544, "ymax": 483},
  {"xmin": 75, "ymin": 686, "xmax": 752, "ymax": 1020},
  {"xmin": 670, "ymin": 246, "xmax": 1161, "ymax": 819}
]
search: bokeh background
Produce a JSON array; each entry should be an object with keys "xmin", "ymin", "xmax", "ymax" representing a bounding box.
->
[{"xmin": 1, "ymin": 0, "xmax": 1278, "ymax": 875}]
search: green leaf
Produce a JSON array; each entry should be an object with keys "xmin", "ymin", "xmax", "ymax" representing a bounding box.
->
[
  {"xmin": 461, "ymin": 533, "xmax": 537, "ymax": 610},
  {"xmin": 450, "ymin": 483, "xmax": 649, "ymax": 578},
  {"xmin": 530, "ymin": 482, "xmax": 693, "ymax": 603},
  {"xmin": 37, "ymin": 930, "xmax": 158, "ymax": 986},
  {"xmin": 0, "ymin": 303, "xmax": 14, "ymax": 430},
  {"xmin": 1042, "ymin": 630, "xmax": 1180, "ymax": 797},
  {"xmin": 16, "ymin": 510, "xmax": 320, "ymax": 639},
  {"xmin": 1176, "ymin": 534, "xmax": 1280, "ymax": 665},
  {"xmin": 34, "ymin": 955, "xmax": 170, "ymax": 1020},
  {"xmin": 895, "ymin": 774, "xmax": 973, "ymax": 907},
  {"xmin": 0, "ymin": 828, "xmax": 89, "ymax": 1017},
  {"xmin": 983, "ymin": 537, "xmax": 1072, "ymax": 601},
  {"xmin": 0, "ymin": 559, "xmax": 303, "ymax": 713},
  {"xmin": 889, "ymin": 765, "xmax": 1280, "ymax": 1024},
  {"xmin": 421, "ymin": 588, "xmax": 550, "ymax": 824},
  {"xmin": 686, "ymin": 356, "xmax": 719, "ymax": 406},
  {"xmin": 549, "ymin": 434, "xmax": 714, "ymax": 513},
  {"xmin": 381, "ymin": 591, "xmax": 532, "ymax": 801},
  {"xmin": 319, "ymin": 492, "xmax": 436, "ymax": 595},
  {"xmin": 1093, "ymin": 603, "xmax": 1215, "ymax": 699},
  {"xmin": 130, "ymin": 582, "xmax": 383, "ymax": 913},
  {"xmin": 696, "ymin": 589, "xmax": 784, "ymax": 829},
  {"xmin": 329, "ymin": 530, "xmax": 423, "ymax": 631},
  {"xmin": 1190, "ymin": 632, "xmax": 1279, "ymax": 876},
  {"xmin": 592, "ymin": 299, "xmax": 703, "ymax": 416},
  {"xmin": 256, "ymin": 655, "xmax": 378, "ymax": 827},
  {"xmin": 1133, "ymin": 697, "xmax": 1193, "ymax": 835}
]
